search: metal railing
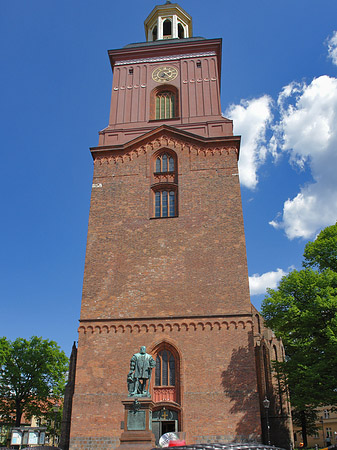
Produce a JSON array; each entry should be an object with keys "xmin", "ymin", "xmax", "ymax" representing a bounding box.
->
[{"xmin": 152, "ymin": 444, "xmax": 286, "ymax": 450}]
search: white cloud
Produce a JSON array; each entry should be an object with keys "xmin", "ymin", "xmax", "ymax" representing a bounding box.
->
[
  {"xmin": 270, "ymin": 75, "xmax": 337, "ymax": 239},
  {"xmin": 249, "ymin": 268, "xmax": 287, "ymax": 296},
  {"xmin": 225, "ymin": 34, "xmax": 337, "ymax": 240},
  {"xmin": 327, "ymin": 31, "xmax": 337, "ymax": 66},
  {"xmin": 225, "ymin": 96, "xmax": 273, "ymax": 189}
]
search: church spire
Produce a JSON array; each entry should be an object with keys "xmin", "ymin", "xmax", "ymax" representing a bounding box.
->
[{"xmin": 144, "ymin": 2, "xmax": 192, "ymax": 42}]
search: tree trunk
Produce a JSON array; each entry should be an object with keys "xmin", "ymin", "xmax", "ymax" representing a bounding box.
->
[
  {"xmin": 15, "ymin": 399, "xmax": 22, "ymax": 427},
  {"xmin": 300, "ymin": 410, "xmax": 308, "ymax": 448}
]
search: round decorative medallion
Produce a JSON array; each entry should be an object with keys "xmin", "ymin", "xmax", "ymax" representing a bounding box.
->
[{"xmin": 152, "ymin": 65, "xmax": 178, "ymax": 83}]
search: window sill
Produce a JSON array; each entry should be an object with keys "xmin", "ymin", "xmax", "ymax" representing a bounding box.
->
[
  {"xmin": 154, "ymin": 171, "xmax": 175, "ymax": 176},
  {"xmin": 150, "ymin": 215, "xmax": 178, "ymax": 220},
  {"xmin": 149, "ymin": 117, "xmax": 180, "ymax": 122}
]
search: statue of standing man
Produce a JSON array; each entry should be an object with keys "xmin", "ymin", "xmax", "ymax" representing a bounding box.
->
[{"xmin": 128, "ymin": 346, "xmax": 156, "ymax": 397}]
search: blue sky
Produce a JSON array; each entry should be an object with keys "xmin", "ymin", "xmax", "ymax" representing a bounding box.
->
[{"xmin": 1, "ymin": 0, "xmax": 337, "ymax": 355}]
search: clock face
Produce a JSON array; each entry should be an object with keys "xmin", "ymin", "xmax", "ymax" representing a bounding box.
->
[{"xmin": 152, "ymin": 66, "xmax": 178, "ymax": 83}]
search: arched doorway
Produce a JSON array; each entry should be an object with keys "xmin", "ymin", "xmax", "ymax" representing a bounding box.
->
[{"xmin": 152, "ymin": 408, "xmax": 179, "ymax": 445}]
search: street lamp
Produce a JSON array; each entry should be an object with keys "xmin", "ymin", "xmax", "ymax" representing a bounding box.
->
[{"xmin": 263, "ymin": 397, "xmax": 271, "ymax": 445}]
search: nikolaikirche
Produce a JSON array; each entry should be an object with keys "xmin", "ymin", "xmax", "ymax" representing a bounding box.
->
[{"xmin": 68, "ymin": 3, "xmax": 293, "ymax": 449}]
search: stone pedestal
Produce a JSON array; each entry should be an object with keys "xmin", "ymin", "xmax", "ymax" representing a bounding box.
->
[{"xmin": 117, "ymin": 398, "xmax": 156, "ymax": 450}]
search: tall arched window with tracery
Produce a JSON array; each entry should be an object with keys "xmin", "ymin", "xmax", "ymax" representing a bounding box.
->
[
  {"xmin": 255, "ymin": 313, "xmax": 261, "ymax": 334},
  {"xmin": 273, "ymin": 344, "xmax": 284, "ymax": 414},
  {"xmin": 152, "ymin": 344, "xmax": 180, "ymax": 404},
  {"xmin": 151, "ymin": 150, "xmax": 178, "ymax": 218},
  {"xmin": 155, "ymin": 350, "xmax": 175, "ymax": 386},
  {"xmin": 263, "ymin": 346, "xmax": 271, "ymax": 397}
]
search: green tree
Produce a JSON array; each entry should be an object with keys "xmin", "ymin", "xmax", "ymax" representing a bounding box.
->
[
  {"xmin": 0, "ymin": 336, "xmax": 68, "ymax": 427},
  {"xmin": 303, "ymin": 222, "xmax": 337, "ymax": 272},
  {"xmin": 261, "ymin": 224, "xmax": 337, "ymax": 447}
]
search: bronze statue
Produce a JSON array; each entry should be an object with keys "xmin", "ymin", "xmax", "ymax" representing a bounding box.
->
[{"xmin": 128, "ymin": 346, "xmax": 156, "ymax": 397}]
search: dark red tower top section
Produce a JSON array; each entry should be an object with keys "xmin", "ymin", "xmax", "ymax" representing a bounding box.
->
[{"xmin": 97, "ymin": 36, "xmax": 235, "ymax": 148}]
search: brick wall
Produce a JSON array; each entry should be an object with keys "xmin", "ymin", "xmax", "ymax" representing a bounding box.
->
[
  {"xmin": 71, "ymin": 321, "xmax": 261, "ymax": 447},
  {"xmin": 80, "ymin": 136, "xmax": 250, "ymax": 321},
  {"xmin": 69, "ymin": 131, "xmax": 263, "ymax": 449}
]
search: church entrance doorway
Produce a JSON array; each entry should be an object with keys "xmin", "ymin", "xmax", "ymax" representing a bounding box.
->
[{"xmin": 152, "ymin": 408, "xmax": 179, "ymax": 445}]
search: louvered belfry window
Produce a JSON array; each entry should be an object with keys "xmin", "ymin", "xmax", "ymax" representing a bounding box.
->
[{"xmin": 156, "ymin": 91, "xmax": 175, "ymax": 119}]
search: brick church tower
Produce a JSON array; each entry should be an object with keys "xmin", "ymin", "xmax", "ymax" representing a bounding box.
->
[{"xmin": 69, "ymin": 3, "xmax": 292, "ymax": 449}]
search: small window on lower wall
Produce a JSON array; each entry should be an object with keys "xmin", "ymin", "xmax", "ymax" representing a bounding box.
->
[{"xmin": 154, "ymin": 189, "xmax": 176, "ymax": 218}]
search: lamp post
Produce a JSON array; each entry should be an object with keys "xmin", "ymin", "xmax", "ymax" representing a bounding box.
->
[
  {"xmin": 263, "ymin": 397, "xmax": 271, "ymax": 445},
  {"xmin": 52, "ymin": 403, "xmax": 59, "ymax": 446}
]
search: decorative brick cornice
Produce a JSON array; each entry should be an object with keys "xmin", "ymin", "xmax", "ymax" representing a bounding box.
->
[
  {"xmin": 78, "ymin": 318, "xmax": 253, "ymax": 335},
  {"xmin": 114, "ymin": 51, "xmax": 216, "ymax": 66},
  {"xmin": 93, "ymin": 133, "xmax": 239, "ymax": 166}
]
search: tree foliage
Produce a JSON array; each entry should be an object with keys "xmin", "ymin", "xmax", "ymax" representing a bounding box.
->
[
  {"xmin": 0, "ymin": 336, "xmax": 68, "ymax": 426},
  {"xmin": 261, "ymin": 223, "xmax": 337, "ymax": 446},
  {"xmin": 303, "ymin": 223, "xmax": 337, "ymax": 272}
]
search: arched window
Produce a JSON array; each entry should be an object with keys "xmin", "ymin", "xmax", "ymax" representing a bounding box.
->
[
  {"xmin": 263, "ymin": 346, "xmax": 271, "ymax": 396},
  {"xmin": 273, "ymin": 344, "xmax": 284, "ymax": 413},
  {"xmin": 155, "ymin": 350, "xmax": 175, "ymax": 386},
  {"xmin": 255, "ymin": 314, "xmax": 261, "ymax": 334},
  {"xmin": 151, "ymin": 85, "xmax": 179, "ymax": 121},
  {"xmin": 178, "ymin": 23, "xmax": 184, "ymax": 39},
  {"xmin": 163, "ymin": 19, "xmax": 172, "ymax": 39},
  {"xmin": 156, "ymin": 91, "xmax": 175, "ymax": 120},
  {"xmin": 151, "ymin": 150, "xmax": 178, "ymax": 219},
  {"xmin": 155, "ymin": 153, "xmax": 175, "ymax": 173},
  {"xmin": 152, "ymin": 26, "xmax": 158, "ymax": 41},
  {"xmin": 151, "ymin": 342, "xmax": 180, "ymax": 404}
]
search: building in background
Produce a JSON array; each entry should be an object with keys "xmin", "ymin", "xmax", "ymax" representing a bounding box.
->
[
  {"xmin": 68, "ymin": 2, "xmax": 292, "ymax": 449},
  {"xmin": 293, "ymin": 408, "xmax": 337, "ymax": 448}
]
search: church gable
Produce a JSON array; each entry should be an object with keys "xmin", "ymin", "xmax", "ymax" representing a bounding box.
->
[{"xmin": 92, "ymin": 126, "xmax": 240, "ymax": 166}]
